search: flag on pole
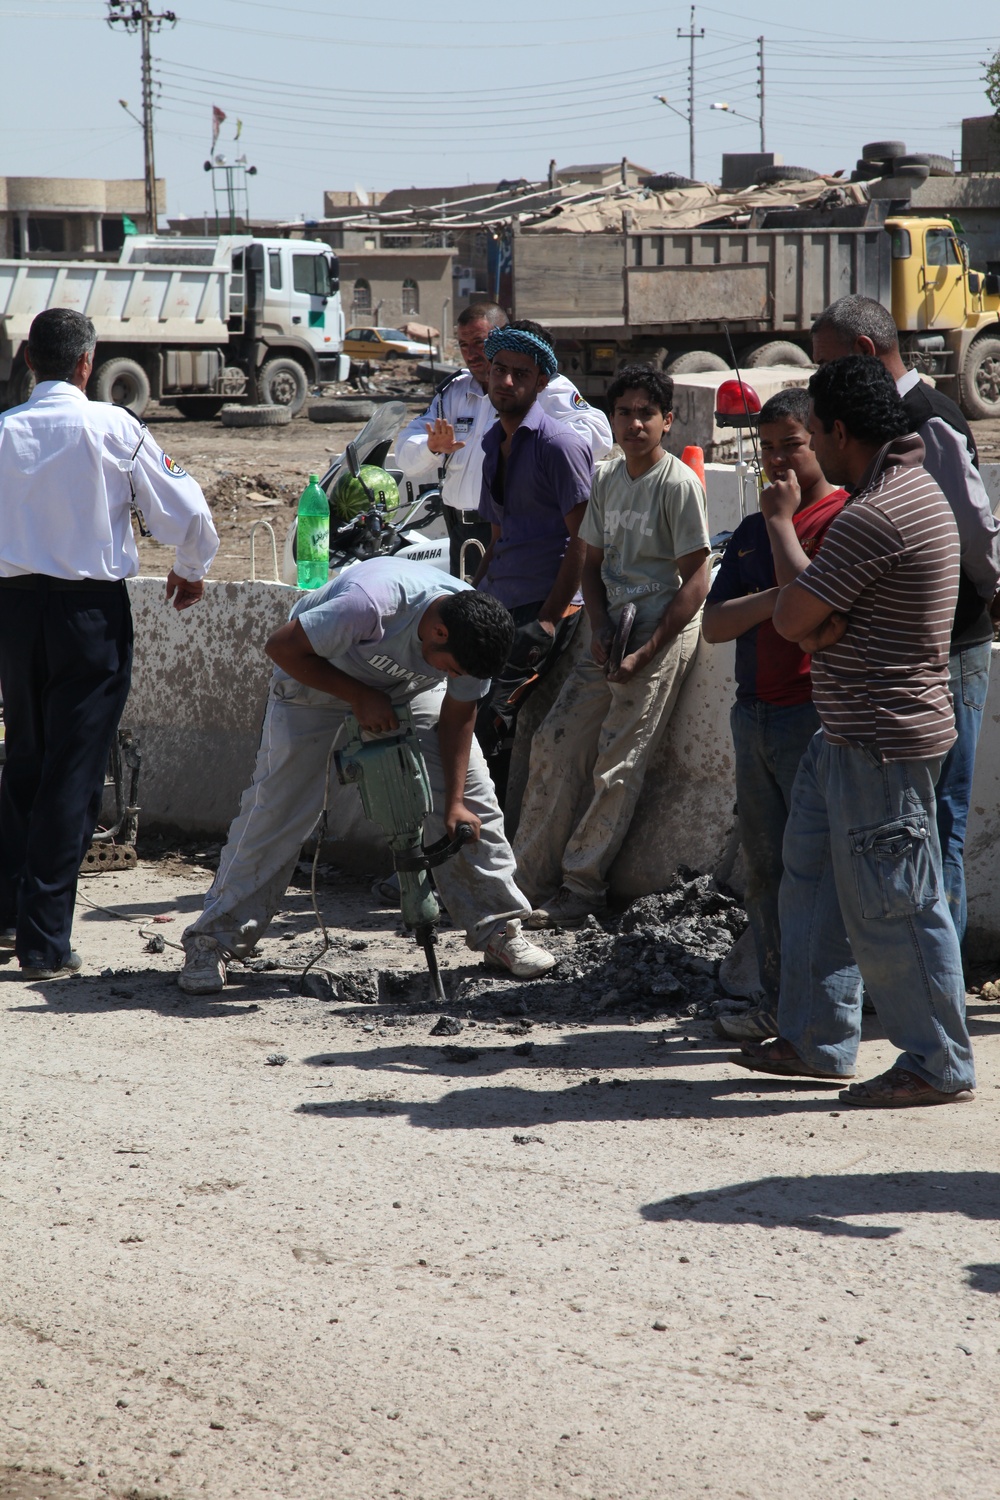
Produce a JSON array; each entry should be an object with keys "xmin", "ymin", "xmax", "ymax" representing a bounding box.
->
[
  {"xmin": 211, "ymin": 105, "xmax": 226, "ymax": 150},
  {"xmin": 234, "ymin": 119, "xmax": 243, "ymax": 142}
]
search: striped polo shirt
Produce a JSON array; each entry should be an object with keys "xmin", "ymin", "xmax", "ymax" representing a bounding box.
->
[{"xmin": 796, "ymin": 434, "xmax": 959, "ymax": 761}]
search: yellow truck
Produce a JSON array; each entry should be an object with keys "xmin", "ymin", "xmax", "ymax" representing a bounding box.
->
[{"xmin": 512, "ymin": 201, "xmax": 1000, "ymax": 419}]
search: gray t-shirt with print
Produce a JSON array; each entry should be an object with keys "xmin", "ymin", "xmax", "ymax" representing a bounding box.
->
[
  {"xmin": 278, "ymin": 557, "xmax": 489, "ymax": 704},
  {"xmin": 579, "ymin": 451, "xmax": 710, "ymax": 640}
]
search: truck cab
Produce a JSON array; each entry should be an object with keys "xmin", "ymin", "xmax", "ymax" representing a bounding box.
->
[{"xmin": 888, "ymin": 215, "xmax": 1000, "ymax": 419}]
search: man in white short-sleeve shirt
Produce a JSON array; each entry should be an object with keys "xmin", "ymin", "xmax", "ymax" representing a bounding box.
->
[
  {"xmin": 179, "ymin": 558, "xmax": 556, "ymax": 994},
  {"xmin": 515, "ymin": 367, "xmax": 711, "ymax": 928}
]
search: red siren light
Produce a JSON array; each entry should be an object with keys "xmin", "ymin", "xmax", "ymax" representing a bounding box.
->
[{"xmin": 715, "ymin": 377, "xmax": 762, "ymax": 418}]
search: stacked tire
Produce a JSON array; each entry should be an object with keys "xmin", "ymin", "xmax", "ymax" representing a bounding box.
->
[{"xmin": 851, "ymin": 141, "xmax": 954, "ymax": 185}]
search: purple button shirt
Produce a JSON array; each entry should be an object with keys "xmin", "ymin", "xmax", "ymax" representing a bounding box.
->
[{"xmin": 477, "ymin": 400, "xmax": 594, "ymax": 611}]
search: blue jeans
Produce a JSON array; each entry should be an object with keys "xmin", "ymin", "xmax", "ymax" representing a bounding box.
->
[
  {"xmin": 731, "ymin": 698, "xmax": 821, "ymax": 1004},
  {"xmin": 936, "ymin": 639, "xmax": 991, "ymax": 945},
  {"xmin": 777, "ymin": 736, "xmax": 975, "ymax": 1091}
]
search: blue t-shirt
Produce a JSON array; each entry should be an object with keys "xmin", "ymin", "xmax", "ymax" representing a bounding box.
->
[
  {"xmin": 281, "ymin": 557, "xmax": 489, "ymax": 704},
  {"xmin": 706, "ymin": 489, "xmax": 847, "ymax": 705}
]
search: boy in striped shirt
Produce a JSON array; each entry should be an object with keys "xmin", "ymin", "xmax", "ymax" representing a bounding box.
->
[{"xmin": 736, "ymin": 356, "xmax": 975, "ymax": 1108}]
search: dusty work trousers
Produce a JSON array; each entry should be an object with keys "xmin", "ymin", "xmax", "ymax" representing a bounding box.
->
[
  {"xmin": 185, "ymin": 679, "xmax": 530, "ymax": 957},
  {"xmin": 513, "ymin": 615, "xmax": 701, "ymax": 902}
]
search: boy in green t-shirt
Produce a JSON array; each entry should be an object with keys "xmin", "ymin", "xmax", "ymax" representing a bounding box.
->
[{"xmin": 516, "ymin": 365, "xmax": 711, "ymax": 927}]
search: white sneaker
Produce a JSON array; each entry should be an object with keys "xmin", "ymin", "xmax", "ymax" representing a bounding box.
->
[
  {"xmin": 484, "ymin": 919, "xmax": 557, "ymax": 979},
  {"xmin": 178, "ymin": 934, "xmax": 228, "ymax": 995}
]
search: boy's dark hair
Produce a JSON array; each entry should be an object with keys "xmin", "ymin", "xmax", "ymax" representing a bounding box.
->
[
  {"xmin": 606, "ymin": 364, "xmax": 674, "ymax": 415},
  {"xmin": 457, "ymin": 302, "xmax": 507, "ymax": 329},
  {"xmin": 808, "ymin": 355, "xmax": 910, "ymax": 444},
  {"xmin": 812, "ymin": 295, "xmax": 899, "ymax": 356},
  {"xmin": 758, "ymin": 387, "xmax": 811, "ymax": 427},
  {"xmin": 27, "ymin": 308, "xmax": 96, "ymax": 382},
  {"xmin": 438, "ymin": 590, "xmax": 514, "ymax": 679},
  {"xmin": 506, "ymin": 317, "xmax": 555, "ymax": 349}
]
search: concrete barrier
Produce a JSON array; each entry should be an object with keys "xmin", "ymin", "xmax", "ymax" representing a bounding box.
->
[{"xmin": 126, "ymin": 556, "xmax": 1000, "ymax": 958}]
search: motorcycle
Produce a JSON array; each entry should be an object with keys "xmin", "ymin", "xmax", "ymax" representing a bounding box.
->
[{"xmin": 280, "ymin": 400, "xmax": 449, "ymax": 586}]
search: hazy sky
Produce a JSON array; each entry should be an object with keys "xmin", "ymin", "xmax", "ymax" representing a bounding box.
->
[{"xmin": 2, "ymin": 0, "xmax": 998, "ymax": 222}]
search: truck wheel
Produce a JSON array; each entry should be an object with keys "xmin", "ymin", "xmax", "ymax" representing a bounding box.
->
[
  {"xmin": 173, "ymin": 398, "xmax": 224, "ymax": 420},
  {"xmin": 862, "ymin": 140, "xmax": 907, "ymax": 162},
  {"xmin": 219, "ymin": 404, "xmax": 292, "ymax": 428},
  {"xmin": 959, "ymin": 336, "xmax": 1000, "ymax": 422},
  {"xmin": 666, "ymin": 350, "xmax": 728, "ymax": 375},
  {"xmin": 92, "ymin": 357, "xmax": 151, "ymax": 415},
  {"xmin": 9, "ymin": 363, "xmax": 35, "ymax": 406},
  {"xmin": 308, "ymin": 399, "xmax": 375, "ymax": 423},
  {"xmin": 257, "ymin": 358, "xmax": 308, "ymax": 415},
  {"xmin": 754, "ymin": 165, "xmax": 821, "ymax": 184},
  {"xmin": 743, "ymin": 341, "xmax": 813, "ymax": 369}
]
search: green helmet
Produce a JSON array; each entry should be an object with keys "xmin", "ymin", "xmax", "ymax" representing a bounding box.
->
[{"xmin": 331, "ymin": 464, "xmax": 399, "ymax": 522}]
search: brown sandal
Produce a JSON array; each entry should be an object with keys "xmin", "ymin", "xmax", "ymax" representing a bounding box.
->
[
  {"xmin": 840, "ymin": 1067, "xmax": 975, "ymax": 1108},
  {"xmin": 731, "ymin": 1037, "xmax": 854, "ymax": 1081}
]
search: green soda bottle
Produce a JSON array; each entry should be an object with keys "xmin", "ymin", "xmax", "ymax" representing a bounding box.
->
[{"xmin": 296, "ymin": 473, "xmax": 329, "ymax": 590}]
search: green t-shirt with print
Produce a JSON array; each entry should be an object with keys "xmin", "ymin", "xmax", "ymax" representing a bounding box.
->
[{"xmin": 579, "ymin": 451, "xmax": 710, "ymax": 641}]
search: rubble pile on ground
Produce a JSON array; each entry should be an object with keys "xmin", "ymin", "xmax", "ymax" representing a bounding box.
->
[
  {"xmin": 308, "ymin": 867, "xmax": 748, "ymax": 1023},
  {"xmin": 204, "ymin": 470, "xmax": 294, "ymax": 511}
]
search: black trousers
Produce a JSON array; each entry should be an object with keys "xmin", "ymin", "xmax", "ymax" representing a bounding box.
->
[
  {"xmin": 443, "ymin": 505, "xmax": 493, "ymax": 580},
  {"xmin": 0, "ymin": 579, "xmax": 133, "ymax": 966}
]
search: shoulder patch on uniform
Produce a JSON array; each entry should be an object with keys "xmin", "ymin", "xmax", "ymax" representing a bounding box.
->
[
  {"xmin": 161, "ymin": 453, "xmax": 187, "ymax": 478},
  {"xmin": 571, "ymin": 391, "xmax": 590, "ymax": 409}
]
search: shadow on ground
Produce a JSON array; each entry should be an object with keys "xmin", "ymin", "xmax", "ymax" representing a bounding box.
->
[{"xmin": 640, "ymin": 1169, "xmax": 1000, "ymax": 1241}]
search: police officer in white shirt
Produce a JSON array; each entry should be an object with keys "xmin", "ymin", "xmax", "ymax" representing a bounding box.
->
[
  {"xmin": 396, "ymin": 302, "xmax": 612, "ymax": 575},
  {"xmin": 0, "ymin": 308, "xmax": 219, "ymax": 979}
]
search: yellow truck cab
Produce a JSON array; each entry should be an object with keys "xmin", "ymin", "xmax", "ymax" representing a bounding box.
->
[{"xmin": 888, "ymin": 216, "xmax": 1000, "ymax": 420}]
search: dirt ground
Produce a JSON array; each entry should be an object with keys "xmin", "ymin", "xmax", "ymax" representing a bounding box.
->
[
  {"xmin": 4, "ymin": 398, "xmax": 1000, "ymax": 1499},
  {"xmin": 2, "ymin": 847, "xmax": 1000, "ymax": 1500}
]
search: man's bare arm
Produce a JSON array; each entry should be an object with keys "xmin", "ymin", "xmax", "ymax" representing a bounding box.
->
[
  {"xmin": 472, "ymin": 524, "xmax": 501, "ymax": 587},
  {"xmin": 538, "ymin": 500, "xmax": 589, "ymax": 634},
  {"xmin": 609, "ymin": 549, "xmax": 710, "ymax": 683},
  {"xmin": 435, "ymin": 693, "xmax": 481, "ymax": 842},
  {"xmin": 702, "ymin": 587, "xmax": 779, "ymax": 643}
]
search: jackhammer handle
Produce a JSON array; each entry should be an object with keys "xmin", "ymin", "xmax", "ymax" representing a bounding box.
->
[{"xmin": 455, "ymin": 822, "xmax": 476, "ymax": 846}]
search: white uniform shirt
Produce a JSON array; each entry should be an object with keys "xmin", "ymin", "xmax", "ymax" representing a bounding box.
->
[
  {"xmin": 0, "ymin": 381, "xmax": 219, "ymax": 582},
  {"xmin": 395, "ymin": 370, "xmax": 612, "ymax": 514}
]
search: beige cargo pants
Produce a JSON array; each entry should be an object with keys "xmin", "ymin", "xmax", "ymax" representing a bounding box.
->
[{"xmin": 513, "ymin": 615, "xmax": 701, "ymax": 902}]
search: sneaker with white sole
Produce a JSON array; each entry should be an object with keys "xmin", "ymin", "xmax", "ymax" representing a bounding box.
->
[
  {"xmin": 523, "ymin": 886, "xmax": 606, "ymax": 930},
  {"xmin": 0, "ymin": 927, "xmax": 16, "ymax": 950},
  {"xmin": 178, "ymin": 934, "xmax": 228, "ymax": 995},
  {"xmin": 712, "ymin": 1004, "xmax": 778, "ymax": 1041},
  {"xmin": 484, "ymin": 919, "xmax": 557, "ymax": 979}
]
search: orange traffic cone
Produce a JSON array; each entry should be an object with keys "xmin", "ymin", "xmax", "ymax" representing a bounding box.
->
[{"xmin": 681, "ymin": 444, "xmax": 706, "ymax": 490}]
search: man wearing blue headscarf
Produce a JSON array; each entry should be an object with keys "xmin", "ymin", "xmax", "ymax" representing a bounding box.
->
[{"xmin": 472, "ymin": 319, "xmax": 595, "ymax": 803}]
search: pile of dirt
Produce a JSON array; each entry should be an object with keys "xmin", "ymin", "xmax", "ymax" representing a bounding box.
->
[
  {"xmin": 288, "ymin": 867, "xmax": 748, "ymax": 1025},
  {"xmin": 204, "ymin": 470, "xmax": 295, "ymax": 511}
]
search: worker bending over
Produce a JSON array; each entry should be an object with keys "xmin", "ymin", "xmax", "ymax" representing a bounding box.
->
[
  {"xmin": 178, "ymin": 558, "xmax": 556, "ymax": 995},
  {"xmin": 515, "ymin": 365, "xmax": 710, "ymax": 929}
]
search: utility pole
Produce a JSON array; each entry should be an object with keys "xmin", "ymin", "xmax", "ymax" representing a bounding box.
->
[
  {"xmin": 757, "ymin": 35, "xmax": 766, "ymax": 153},
  {"xmin": 107, "ymin": 2, "xmax": 177, "ymax": 233},
  {"xmin": 677, "ymin": 5, "xmax": 704, "ymax": 179}
]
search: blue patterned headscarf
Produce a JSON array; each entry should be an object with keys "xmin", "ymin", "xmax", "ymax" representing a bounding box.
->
[{"xmin": 484, "ymin": 326, "xmax": 559, "ymax": 378}]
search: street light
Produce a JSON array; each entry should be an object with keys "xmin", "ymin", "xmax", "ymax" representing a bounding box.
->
[{"xmin": 710, "ymin": 101, "xmax": 756, "ymax": 125}]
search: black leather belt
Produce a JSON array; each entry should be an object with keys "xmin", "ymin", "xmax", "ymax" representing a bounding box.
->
[{"xmin": 0, "ymin": 574, "xmax": 125, "ymax": 592}]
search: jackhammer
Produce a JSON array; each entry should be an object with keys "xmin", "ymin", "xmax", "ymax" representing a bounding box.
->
[{"xmin": 335, "ymin": 706, "xmax": 476, "ymax": 1005}]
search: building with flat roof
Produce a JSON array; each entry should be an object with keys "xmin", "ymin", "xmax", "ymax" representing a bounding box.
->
[{"xmin": 0, "ymin": 176, "xmax": 162, "ymax": 258}]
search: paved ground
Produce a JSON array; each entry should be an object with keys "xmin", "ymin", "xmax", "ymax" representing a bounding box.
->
[{"xmin": 1, "ymin": 855, "xmax": 999, "ymax": 1500}]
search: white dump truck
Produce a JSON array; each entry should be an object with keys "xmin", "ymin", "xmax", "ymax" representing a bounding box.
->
[{"xmin": 0, "ymin": 234, "xmax": 347, "ymax": 418}]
